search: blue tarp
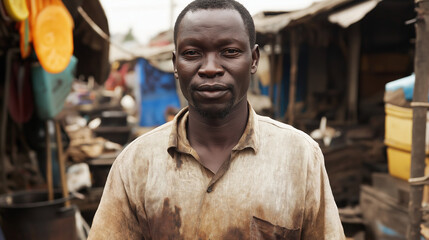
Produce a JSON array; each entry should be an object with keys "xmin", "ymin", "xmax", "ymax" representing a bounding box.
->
[
  {"xmin": 135, "ymin": 58, "xmax": 181, "ymax": 127},
  {"xmin": 259, "ymin": 48, "xmax": 307, "ymax": 118},
  {"xmin": 385, "ymin": 74, "xmax": 416, "ymax": 101}
]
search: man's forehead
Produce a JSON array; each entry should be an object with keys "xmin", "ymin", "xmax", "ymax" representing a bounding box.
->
[
  {"xmin": 187, "ymin": 8, "xmax": 238, "ymax": 16},
  {"xmin": 177, "ymin": 9, "xmax": 245, "ymax": 35}
]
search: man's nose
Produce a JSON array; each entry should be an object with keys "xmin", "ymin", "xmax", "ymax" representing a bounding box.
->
[{"xmin": 198, "ymin": 53, "xmax": 224, "ymax": 78}]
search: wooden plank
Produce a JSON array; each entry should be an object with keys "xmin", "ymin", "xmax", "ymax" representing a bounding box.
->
[
  {"xmin": 372, "ymin": 173, "xmax": 410, "ymax": 207},
  {"xmin": 361, "ymin": 185, "xmax": 408, "ymax": 239}
]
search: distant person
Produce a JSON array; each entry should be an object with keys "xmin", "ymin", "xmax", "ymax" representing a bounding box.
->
[
  {"xmin": 165, "ymin": 106, "xmax": 180, "ymax": 122},
  {"xmin": 88, "ymin": 0, "xmax": 345, "ymax": 239}
]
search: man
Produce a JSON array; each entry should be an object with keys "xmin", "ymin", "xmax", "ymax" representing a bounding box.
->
[{"xmin": 88, "ymin": 0, "xmax": 345, "ymax": 239}]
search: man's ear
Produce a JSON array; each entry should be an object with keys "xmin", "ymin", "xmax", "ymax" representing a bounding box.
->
[
  {"xmin": 172, "ymin": 51, "xmax": 178, "ymax": 79},
  {"xmin": 251, "ymin": 44, "xmax": 260, "ymax": 74}
]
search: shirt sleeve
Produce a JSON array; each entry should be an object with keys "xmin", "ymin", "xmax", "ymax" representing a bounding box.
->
[
  {"xmin": 301, "ymin": 145, "xmax": 346, "ymax": 240},
  {"xmin": 87, "ymin": 153, "xmax": 150, "ymax": 240}
]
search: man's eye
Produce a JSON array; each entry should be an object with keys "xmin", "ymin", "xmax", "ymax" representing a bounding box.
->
[
  {"xmin": 223, "ymin": 49, "xmax": 241, "ymax": 56},
  {"xmin": 183, "ymin": 50, "xmax": 199, "ymax": 56}
]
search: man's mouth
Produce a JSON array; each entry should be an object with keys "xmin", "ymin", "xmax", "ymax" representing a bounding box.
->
[
  {"xmin": 196, "ymin": 84, "xmax": 228, "ymax": 91},
  {"xmin": 194, "ymin": 84, "xmax": 230, "ymax": 99}
]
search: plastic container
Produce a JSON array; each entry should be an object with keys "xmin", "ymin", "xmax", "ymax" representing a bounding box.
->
[
  {"xmin": 384, "ymin": 103, "xmax": 429, "ymax": 153},
  {"xmin": 385, "ymin": 103, "xmax": 429, "ymax": 180},
  {"xmin": 32, "ymin": 55, "xmax": 77, "ymax": 119},
  {"xmin": 387, "ymin": 147, "xmax": 429, "ymax": 180}
]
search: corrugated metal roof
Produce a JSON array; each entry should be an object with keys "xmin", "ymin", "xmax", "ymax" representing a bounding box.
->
[
  {"xmin": 329, "ymin": 0, "xmax": 381, "ymax": 28},
  {"xmin": 254, "ymin": 0, "xmax": 380, "ymax": 34}
]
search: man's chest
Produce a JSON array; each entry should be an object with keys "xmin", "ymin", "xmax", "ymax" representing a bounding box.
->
[{"xmin": 139, "ymin": 152, "xmax": 306, "ymax": 239}]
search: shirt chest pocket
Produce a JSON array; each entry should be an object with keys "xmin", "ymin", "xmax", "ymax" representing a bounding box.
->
[{"xmin": 250, "ymin": 217, "xmax": 301, "ymax": 240}]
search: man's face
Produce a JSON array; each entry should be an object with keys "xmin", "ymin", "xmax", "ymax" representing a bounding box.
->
[{"xmin": 173, "ymin": 9, "xmax": 259, "ymax": 119}]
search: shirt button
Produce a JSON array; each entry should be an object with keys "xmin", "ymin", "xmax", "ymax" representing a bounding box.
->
[{"xmin": 207, "ymin": 186, "xmax": 213, "ymax": 193}]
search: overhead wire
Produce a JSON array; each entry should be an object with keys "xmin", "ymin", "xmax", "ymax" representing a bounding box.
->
[{"xmin": 77, "ymin": 6, "xmax": 136, "ymax": 58}]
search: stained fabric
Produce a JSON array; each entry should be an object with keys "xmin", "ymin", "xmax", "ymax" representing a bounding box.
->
[{"xmin": 88, "ymin": 104, "xmax": 345, "ymax": 240}]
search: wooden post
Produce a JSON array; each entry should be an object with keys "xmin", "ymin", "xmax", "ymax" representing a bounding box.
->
[
  {"xmin": 0, "ymin": 50, "xmax": 16, "ymax": 194},
  {"xmin": 269, "ymin": 36, "xmax": 276, "ymax": 106},
  {"xmin": 408, "ymin": 1, "xmax": 429, "ymax": 239},
  {"xmin": 275, "ymin": 54, "xmax": 283, "ymax": 118},
  {"xmin": 275, "ymin": 35, "xmax": 283, "ymax": 119},
  {"xmin": 46, "ymin": 121, "xmax": 54, "ymax": 201},
  {"xmin": 55, "ymin": 121, "xmax": 70, "ymax": 207},
  {"xmin": 288, "ymin": 30, "xmax": 299, "ymax": 126},
  {"xmin": 346, "ymin": 23, "xmax": 361, "ymax": 124}
]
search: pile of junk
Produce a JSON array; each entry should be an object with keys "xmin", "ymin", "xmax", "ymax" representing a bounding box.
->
[{"xmin": 0, "ymin": 0, "xmax": 148, "ymax": 239}]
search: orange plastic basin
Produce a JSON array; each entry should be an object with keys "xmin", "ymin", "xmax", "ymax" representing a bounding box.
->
[
  {"xmin": 3, "ymin": 0, "xmax": 29, "ymax": 21},
  {"xmin": 33, "ymin": 5, "xmax": 73, "ymax": 73}
]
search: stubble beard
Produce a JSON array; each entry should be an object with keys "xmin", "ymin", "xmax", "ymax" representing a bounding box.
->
[{"xmin": 191, "ymin": 92, "xmax": 236, "ymax": 119}]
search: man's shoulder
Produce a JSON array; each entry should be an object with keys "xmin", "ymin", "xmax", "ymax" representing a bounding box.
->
[
  {"xmin": 137, "ymin": 121, "xmax": 174, "ymax": 141},
  {"xmin": 256, "ymin": 114, "xmax": 318, "ymax": 147},
  {"xmin": 120, "ymin": 121, "xmax": 173, "ymax": 155},
  {"xmin": 109, "ymin": 121, "xmax": 174, "ymax": 178}
]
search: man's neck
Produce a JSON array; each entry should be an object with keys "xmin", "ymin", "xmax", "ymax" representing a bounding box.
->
[{"xmin": 187, "ymin": 100, "xmax": 249, "ymax": 152}]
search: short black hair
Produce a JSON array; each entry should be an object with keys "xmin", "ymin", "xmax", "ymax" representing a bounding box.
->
[{"xmin": 173, "ymin": 0, "xmax": 256, "ymax": 48}]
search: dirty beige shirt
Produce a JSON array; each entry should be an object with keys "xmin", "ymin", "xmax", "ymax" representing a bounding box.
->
[{"xmin": 89, "ymin": 106, "xmax": 345, "ymax": 240}]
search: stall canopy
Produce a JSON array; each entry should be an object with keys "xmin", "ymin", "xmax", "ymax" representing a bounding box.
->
[
  {"xmin": 254, "ymin": 0, "xmax": 381, "ymax": 33},
  {"xmin": 110, "ymin": 43, "xmax": 175, "ymax": 73},
  {"xmin": 328, "ymin": 0, "xmax": 381, "ymax": 28}
]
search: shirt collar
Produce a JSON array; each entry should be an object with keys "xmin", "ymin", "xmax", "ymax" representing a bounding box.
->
[
  {"xmin": 232, "ymin": 104, "xmax": 259, "ymax": 152},
  {"xmin": 167, "ymin": 103, "xmax": 260, "ymax": 157}
]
